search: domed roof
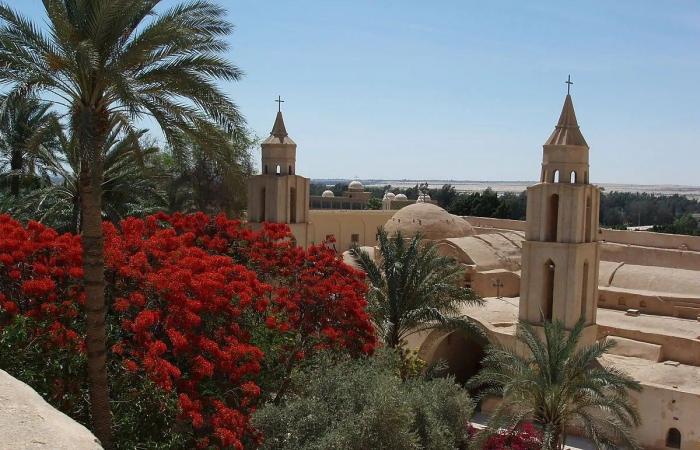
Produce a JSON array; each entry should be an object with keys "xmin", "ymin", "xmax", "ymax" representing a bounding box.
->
[
  {"xmin": 384, "ymin": 203, "xmax": 474, "ymax": 240},
  {"xmin": 348, "ymin": 180, "xmax": 364, "ymax": 191},
  {"xmin": 394, "ymin": 193, "xmax": 408, "ymax": 200},
  {"xmin": 321, "ymin": 190, "xmax": 335, "ymax": 198},
  {"xmin": 385, "ymin": 192, "xmax": 396, "ymax": 199}
]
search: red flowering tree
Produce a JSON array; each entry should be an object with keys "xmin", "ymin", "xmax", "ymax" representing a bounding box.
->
[
  {"xmin": 467, "ymin": 423, "xmax": 542, "ymax": 450},
  {"xmin": 0, "ymin": 213, "xmax": 376, "ymax": 449}
]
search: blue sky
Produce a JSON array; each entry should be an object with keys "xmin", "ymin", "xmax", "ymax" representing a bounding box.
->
[{"xmin": 11, "ymin": 1, "xmax": 700, "ymax": 185}]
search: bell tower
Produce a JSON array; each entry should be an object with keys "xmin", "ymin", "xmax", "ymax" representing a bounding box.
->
[
  {"xmin": 247, "ymin": 101, "xmax": 310, "ymax": 244},
  {"xmin": 519, "ymin": 81, "xmax": 600, "ymax": 343}
]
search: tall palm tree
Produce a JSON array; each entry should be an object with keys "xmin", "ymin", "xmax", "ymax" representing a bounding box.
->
[
  {"xmin": 469, "ymin": 319, "xmax": 642, "ymax": 450},
  {"xmin": 350, "ymin": 228, "xmax": 482, "ymax": 348},
  {"xmin": 14, "ymin": 123, "xmax": 164, "ymax": 233},
  {"xmin": 0, "ymin": 2, "xmax": 244, "ymax": 446},
  {"xmin": 0, "ymin": 93, "xmax": 58, "ymax": 196}
]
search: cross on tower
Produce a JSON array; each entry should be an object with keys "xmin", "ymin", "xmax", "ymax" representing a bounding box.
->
[
  {"xmin": 275, "ymin": 95, "xmax": 284, "ymax": 112},
  {"xmin": 565, "ymin": 75, "xmax": 573, "ymax": 95}
]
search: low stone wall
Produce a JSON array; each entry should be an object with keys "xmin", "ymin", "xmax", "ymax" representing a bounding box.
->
[
  {"xmin": 0, "ymin": 369, "xmax": 101, "ymax": 449},
  {"xmin": 463, "ymin": 215, "xmax": 700, "ymax": 253}
]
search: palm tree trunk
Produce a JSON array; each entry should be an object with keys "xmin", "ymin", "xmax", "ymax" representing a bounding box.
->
[
  {"xmin": 10, "ymin": 148, "xmax": 21, "ymax": 196},
  {"xmin": 75, "ymin": 102, "xmax": 113, "ymax": 449},
  {"xmin": 80, "ymin": 164, "xmax": 113, "ymax": 449}
]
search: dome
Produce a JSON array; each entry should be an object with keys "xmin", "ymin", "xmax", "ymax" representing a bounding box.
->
[
  {"xmin": 384, "ymin": 203, "xmax": 475, "ymax": 240},
  {"xmin": 348, "ymin": 180, "xmax": 364, "ymax": 191},
  {"xmin": 386, "ymin": 192, "xmax": 396, "ymax": 200},
  {"xmin": 416, "ymin": 196, "xmax": 425, "ymax": 203},
  {"xmin": 321, "ymin": 190, "xmax": 335, "ymax": 198},
  {"xmin": 394, "ymin": 193, "xmax": 408, "ymax": 200}
]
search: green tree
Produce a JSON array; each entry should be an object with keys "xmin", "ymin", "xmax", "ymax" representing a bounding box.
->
[
  {"xmin": 0, "ymin": 2, "xmax": 244, "ymax": 445},
  {"xmin": 469, "ymin": 319, "xmax": 642, "ymax": 450},
  {"xmin": 253, "ymin": 351, "xmax": 474, "ymax": 450},
  {"xmin": 367, "ymin": 196, "xmax": 383, "ymax": 210},
  {"xmin": 350, "ymin": 228, "xmax": 482, "ymax": 348},
  {"xmin": 11, "ymin": 123, "xmax": 164, "ymax": 233},
  {"xmin": 0, "ymin": 93, "xmax": 58, "ymax": 196}
]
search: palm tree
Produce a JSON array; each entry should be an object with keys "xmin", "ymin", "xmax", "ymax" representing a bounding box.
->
[
  {"xmin": 0, "ymin": 2, "xmax": 244, "ymax": 446},
  {"xmin": 0, "ymin": 93, "xmax": 58, "ymax": 196},
  {"xmin": 469, "ymin": 319, "xmax": 642, "ymax": 450},
  {"xmin": 350, "ymin": 228, "xmax": 482, "ymax": 348},
  {"xmin": 14, "ymin": 123, "xmax": 164, "ymax": 233}
]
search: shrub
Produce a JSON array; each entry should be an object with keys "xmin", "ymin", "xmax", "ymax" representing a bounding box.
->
[
  {"xmin": 0, "ymin": 213, "xmax": 376, "ymax": 449},
  {"xmin": 253, "ymin": 351, "xmax": 474, "ymax": 450}
]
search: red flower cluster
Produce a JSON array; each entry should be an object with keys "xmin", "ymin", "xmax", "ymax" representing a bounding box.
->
[
  {"xmin": 468, "ymin": 423, "xmax": 543, "ymax": 450},
  {"xmin": 0, "ymin": 212, "xmax": 377, "ymax": 449}
]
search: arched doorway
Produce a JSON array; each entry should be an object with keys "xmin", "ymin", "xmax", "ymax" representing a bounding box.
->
[{"xmin": 427, "ymin": 330, "xmax": 486, "ymax": 385}]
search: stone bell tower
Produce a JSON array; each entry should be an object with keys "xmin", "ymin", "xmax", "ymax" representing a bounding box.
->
[
  {"xmin": 519, "ymin": 80, "xmax": 600, "ymax": 343},
  {"xmin": 247, "ymin": 100, "xmax": 310, "ymax": 245}
]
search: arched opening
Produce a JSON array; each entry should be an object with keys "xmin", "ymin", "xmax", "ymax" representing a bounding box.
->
[
  {"xmin": 429, "ymin": 330, "xmax": 486, "ymax": 386},
  {"xmin": 585, "ymin": 196, "xmax": 592, "ymax": 242},
  {"xmin": 290, "ymin": 187, "xmax": 297, "ymax": 223},
  {"xmin": 581, "ymin": 261, "xmax": 589, "ymax": 324},
  {"xmin": 666, "ymin": 428, "xmax": 681, "ymax": 449},
  {"xmin": 288, "ymin": 165, "xmax": 293, "ymax": 175},
  {"xmin": 264, "ymin": 165, "xmax": 268, "ymax": 174},
  {"xmin": 570, "ymin": 171, "xmax": 577, "ymax": 183},
  {"xmin": 546, "ymin": 194, "xmax": 559, "ymax": 242},
  {"xmin": 544, "ymin": 260, "xmax": 555, "ymax": 322},
  {"xmin": 553, "ymin": 170, "xmax": 560, "ymax": 183},
  {"xmin": 259, "ymin": 188, "xmax": 266, "ymax": 222},
  {"xmin": 275, "ymin": 165, "xmax": 281, "ymax": 175}
]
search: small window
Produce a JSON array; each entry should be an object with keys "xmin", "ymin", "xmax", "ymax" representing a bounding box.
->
[
  {"xmin": 666, "ymin": 428, "xmax": 681, "ymax": 449},
  {"xmin": 553, "ymin": 170, "xmax": 560, "ymax": 183},
  {"xmin": 351, "ymin": 233, "xmax": 359, "ymax": 243},
  {"xmin": 570, "ymin": 171, "xmax": 576, "ymax": 183},
  {"xmin": 264, "ymin": 165, "xmax": 268, "ymax": 174},
  {"xmin": 276, "ymin": 165, "xmax": 281, "ymax": 175}
]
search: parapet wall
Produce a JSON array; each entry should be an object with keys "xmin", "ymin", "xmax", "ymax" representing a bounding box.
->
[{"xmin": 462, "ymin": 216, "xmax": 700, "ymax": 252}]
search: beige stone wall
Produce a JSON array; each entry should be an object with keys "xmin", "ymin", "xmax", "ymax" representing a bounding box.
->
[
  {"xmin": 307, "ymin": 209, "xmax": 395, "ymax": 252},
  {"xmin": 464, "ymin": 215, "xmax": 700, "ymax": 253},
  {"xmin": 629, "ymin": 384, "xmax": 700, "ymax": 450}
]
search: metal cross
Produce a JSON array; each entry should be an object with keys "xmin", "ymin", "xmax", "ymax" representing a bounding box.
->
[
  {"xmin": 275, "ymin": 95, "xmax": 284, "ymax": 112},
  {"xmin": 565, "ymin": 75, "xmax": 573, "ymax": 95},
  {"xmin": 492, "ymin": 278, "xmax": 504, "ymax": 299}
]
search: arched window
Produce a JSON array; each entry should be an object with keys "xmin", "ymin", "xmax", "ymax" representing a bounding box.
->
[
  {"xmin": 290, "ymin": 187, "xmax": 297, "ymax": 223},
  {"xmin": 585, "ymin": 196, "xmax": 592, "ymax": 242},
  {"xmin": 289, "ymin": 165, "xmax": 293, "ymax": 175},
  {"xmin": 581, "ymin": 261, "xmax": 589, "ymax": 323},
  {"xmin": 546, "ymin": 194, "xmax": 559, "ymax": 242},
  {"xmin": 553, "ymin": 170, "xmax": 560, "ymax": 183},
  {"xmin": 543, "ymin": 260, "xmax": 555, "ymax": 322},
  {"xmin": 570, "ymin": 171, "xmax": 576, "ymax": 183},
  {"xmin": 666, "ymin": 428, "xmax": 681, "ymax": 449},
  {"xmin": 276, "ymin": 165, "xmax": 281, "ymax": 175},
  {"xmin": 259, "ymin": 188, "xmax": 266, "ymax": 222},
  {"xmin": 264, "ymin": 165, "xmax": 268, "ymax": 174}
]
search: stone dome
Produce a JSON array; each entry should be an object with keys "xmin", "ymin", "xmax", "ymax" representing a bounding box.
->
[
  {"xmin": 385, "ymin": 192, "xmax": 396, "ymax": 200},
  {"xmin": 321, "ymin": 190, "xmax": 335, "ymax": 198},
  {"xmin": 394, "ymin": 193, "xmax": 408, "ymax": 200},
  {"xmin": 348, "ymin": 180, "xmax": 364, "ymax": 191},
  {"xmin": 384, "ymin": 203, "xmax": 474, "ymax": 240}
]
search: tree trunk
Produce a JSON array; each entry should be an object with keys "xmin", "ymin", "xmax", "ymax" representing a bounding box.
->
[
  {"xmin": 80, "ymin": 164, "xmax": 112, "ymax": 449},
  {"xmin": 76, "ymin": 101, "xmax": 113, "ymax": 449},
  {"xmin": 10, "ymin": 149, "xmax": 21, "ymax": 196}
]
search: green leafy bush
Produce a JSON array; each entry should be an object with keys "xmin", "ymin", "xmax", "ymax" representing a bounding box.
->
[{"xmin": 253, "ymin": 351, "xmax": 473, "ymax": 450}]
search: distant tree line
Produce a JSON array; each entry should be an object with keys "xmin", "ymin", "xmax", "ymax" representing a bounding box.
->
[{"xmin": 312, "ymin": 182, "xmax": 700, "ymax": 235}]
